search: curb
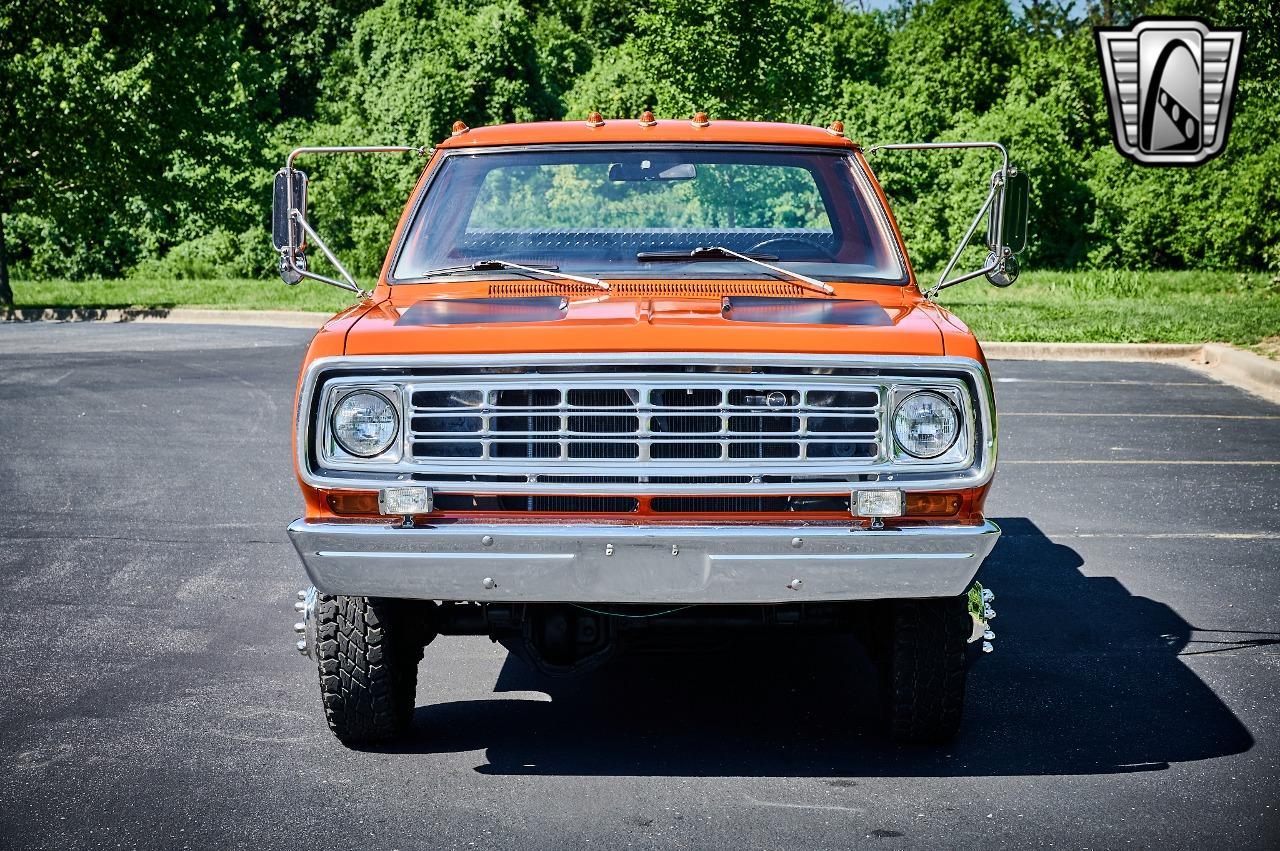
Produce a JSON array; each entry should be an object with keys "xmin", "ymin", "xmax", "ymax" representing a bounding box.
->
[
  {"xmin": 1189, "ymin": 343, "xmax": 1280, "ymax": 404},
  {"xmin": 1, "ymin": 306, "xmax": 329, "ymax": 328},
  {"xmin": 982, "ymin": 341, "xmax": 1203, "ymax": 361},
  {"xmin": 4, "ymin": 306, "xmax": 1278, "ymax": 402},
  {"xmin": 984, "ymin": 340, "xmax": 1280, "ymax": 403}
]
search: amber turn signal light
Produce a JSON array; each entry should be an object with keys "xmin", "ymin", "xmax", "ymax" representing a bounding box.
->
[
  {"xmin": 327, "ymin": 492, "xmax": 381, "ymax": 515},
  {"xmin": 904, "ymin": 493, "xmax": 962, "ymax": 516}
]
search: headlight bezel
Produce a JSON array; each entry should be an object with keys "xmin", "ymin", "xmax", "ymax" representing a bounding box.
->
[
  {"xmin": 887, "ymin": 383, "xmax": 972, "ymax": 466},
  {"xmin": 892, "ymin": 389, "xmax": 961, "ymax": 460},
  {"xmin": 321, "ymin": 382, "xmax": 405, "ymax": 464}
]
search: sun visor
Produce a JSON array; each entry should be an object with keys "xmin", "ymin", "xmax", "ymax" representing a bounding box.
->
[
  {"xmin": 720, "ymin": 297, "xmax": 893, "ymax": 326},
  {"xmin": 397, "ymin": 297, "xmax": 568, "ymax": 326}
]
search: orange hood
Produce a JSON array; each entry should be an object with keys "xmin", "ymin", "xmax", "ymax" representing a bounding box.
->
[{"xmin": 340, "ymin": 281, "xmax": 951, "ymax": 358}]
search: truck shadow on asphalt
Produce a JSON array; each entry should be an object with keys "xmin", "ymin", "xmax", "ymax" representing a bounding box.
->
[{"xmin": 401, "ymin": 517, "xmax": 1255, "ymax": 776}]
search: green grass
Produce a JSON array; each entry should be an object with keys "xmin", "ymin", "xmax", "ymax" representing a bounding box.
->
[
  {"xmin": 936, "ymin": 270, "xmax": 1279, "ymax": 346},
  {"xmin": 9, "ymin": 270, "xmax": 1279, "ymax": 347},
  {"xmin": 9, "ymin": 277, "xmax": 356, "ymax": 314}
]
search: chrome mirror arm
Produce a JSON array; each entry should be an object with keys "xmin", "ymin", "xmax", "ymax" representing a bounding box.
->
[
  {"xmin": 277, "ymin": 145, "xmax": 430, "ymax": 301},
  {"xmin": 288, "ymin": 211, "xmax": 370, "ymax": 299},
  {"xmin": 929, "ymin": 177, "xmax": 1000, "ymax": 299},
  {"xmin": 865, "ymin": 141, "xmax": 1012, "ymax": 300}
]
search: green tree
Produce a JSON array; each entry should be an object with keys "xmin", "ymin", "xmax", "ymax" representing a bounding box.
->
[{"xmin": 0, "ymin": 0, "xmax": 271, "ymax": 296}]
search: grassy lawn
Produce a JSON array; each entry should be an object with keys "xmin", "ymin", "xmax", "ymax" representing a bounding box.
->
[
  {"xmin": 935, "ymin": 270, "xmax": 1279, "ymax": 346},
  {"xmin": 8, "ymin": 277, "xmax": 358, "ymax": 314},
  {"xmin": 9, "ymin": 270, "xmax": 1279, "ymax": 347}
]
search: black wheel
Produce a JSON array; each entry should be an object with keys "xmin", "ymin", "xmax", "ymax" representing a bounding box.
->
[
  {"xmin": 885, "ymin": 595, "xmax": 970, "ymax": 744},
  {"xmin": 314, "ymin": 594, "xmax": 427, "ymax": 745}
]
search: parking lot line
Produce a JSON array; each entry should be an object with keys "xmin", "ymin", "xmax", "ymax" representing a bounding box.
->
[
  {"xmin": 994, "ymin": 378, "xmax": 1219, "ymax": 386},
  {"xmin": 1039, "ymin": 532, "xmax": 1280, "ymax": 540},
  {"xmin": 1002, "ymin": 412, "xmax": 1280, "ymax": 419},
  {"xmin": 1002, "ymin": 459, "xmax": 1280, "ymax": 465}
]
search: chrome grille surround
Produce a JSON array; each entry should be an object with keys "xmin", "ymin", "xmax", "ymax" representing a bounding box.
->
[{"xmin": 298, "ymin": 353, "xmax": 996, "ymax": 496}]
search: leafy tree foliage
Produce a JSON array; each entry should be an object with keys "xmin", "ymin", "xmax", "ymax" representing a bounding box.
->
[
  {"xmin": 2, "ymin": 0, "xmax": 1277, "ymax": 300},
  {"xmin": 0, "ymin": 0, "xmax": 274, "ymax": 298}
]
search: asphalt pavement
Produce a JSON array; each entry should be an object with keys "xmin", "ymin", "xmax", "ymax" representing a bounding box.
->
[{"xmin": 0, "ymin": 322, "xmax": 1276, "ymax": 850}]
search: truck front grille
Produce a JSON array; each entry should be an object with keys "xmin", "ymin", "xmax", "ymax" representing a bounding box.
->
[{"xmin": 407, "ymin": 377, "xmax": 883, "ymax": 469}]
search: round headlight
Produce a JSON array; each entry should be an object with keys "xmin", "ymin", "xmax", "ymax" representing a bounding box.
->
[
  {"xmin": 331, "ymin": 391, "xmax": 399, "ymax": 457},
  {"xmin": 893, "ymin": 391, "xmax": 960, "ymax": 459}
]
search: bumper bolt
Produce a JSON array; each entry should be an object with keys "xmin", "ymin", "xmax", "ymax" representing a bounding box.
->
[
  {"xmin": 482, "ymin": 577, "xmax": 497, "ymax": 590},
  {"xmin": 481, "ymin": 535, "xmax": 494, "ymax": 547},
  {"xmin": 791, "ymin": 537, "xmax": 803, "ymax": 548},
  {"xmin": 787, "ymin": 578, "xmax": 803, "ymax": 591}
]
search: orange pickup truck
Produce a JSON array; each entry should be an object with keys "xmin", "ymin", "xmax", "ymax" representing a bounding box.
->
[{"xmin": 276, "ymin": 115, "xmax": 1029, "ymax": 746}]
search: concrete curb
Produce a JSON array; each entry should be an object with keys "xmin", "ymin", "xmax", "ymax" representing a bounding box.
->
[
  {"xmin": 1188, "ymin": 343, "xmax": 1280, "ymax": 404},
  {"xmin": 2, "ymin": 306, "xmax": 329, "ymax": 328},
  {"xmin": 984, "ymin": 341, "xmax": 1280, "ymax": 403},
  {"xmin": 982, "ymin": 341, "xmax": 1204, "ymax": 361},
  {"xmin": 4, "ymin": 306, "xmax": 1278, "ymax": 402}
]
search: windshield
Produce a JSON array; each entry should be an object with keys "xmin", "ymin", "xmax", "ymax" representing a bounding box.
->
[{"xmin": 391, "ymin": 146, "xmax": 906, "ymax": 283}]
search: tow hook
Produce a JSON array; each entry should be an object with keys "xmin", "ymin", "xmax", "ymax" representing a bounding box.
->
[
  {"xmin": 293, "ymin": 586, "xmax": 318, "ymax": 658},
  {"xmin": 967, "ymin": 582, "xmax": 996, "ymax": 654}
]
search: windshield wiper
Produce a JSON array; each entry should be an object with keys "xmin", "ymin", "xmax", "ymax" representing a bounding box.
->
[
  {"xmin": 636, "ymin": 246, "xmax": 833, "ymax": 295},
  {"xmin": 422, "ymin": 259, "xmax": 609, "ymax": 291}
]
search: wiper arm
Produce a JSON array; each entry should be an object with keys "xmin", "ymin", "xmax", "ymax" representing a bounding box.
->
[
  {"xmin": 423, "ymin": 259, "xmax": 609, "ymax": 291},
  {"xmin": 636, "ymin": 246, "xmax": 833, "ymax": 295}
]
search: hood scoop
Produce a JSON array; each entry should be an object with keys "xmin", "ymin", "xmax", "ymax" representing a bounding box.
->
[
  {"xmin": 397, "ymin": 296, "xmax": 567, "ymax": 326},
  {"xmin": 720, "ymin": 296, "xmax": 893, "ymax": 326}
]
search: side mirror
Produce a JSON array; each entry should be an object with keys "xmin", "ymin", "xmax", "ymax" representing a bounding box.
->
[
  {"xmin": 272, "ymin": 168, "xmax": 307, "ymax": 253},
  {"xmin": 984, "ymin": 167, "xmax": 1029, "ymax": 287}
]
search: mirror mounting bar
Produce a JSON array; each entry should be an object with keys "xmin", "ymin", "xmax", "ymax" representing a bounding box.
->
[
  {"xmin": 865, "ymin": 141, "xmax": 1015, "ymax": 299},
  {"xmin": 277, "ymin": 146, "xmax": 429, "ymax": 300}
]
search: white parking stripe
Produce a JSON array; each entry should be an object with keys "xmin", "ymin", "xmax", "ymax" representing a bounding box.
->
[
  {"xmin": 1002, "ymin": 412, "xmax": 1280, "ymax": 419},
  {"xmin": 1037, "ymin": 532, "xmax": 1280, "ymax": 540},
  {"xmin": 1003, "ymin": 459, "xmax": 1280, "ymax": 465},
  {"xmin": 994, "ymin": 377, "xmax": 1219, "ymax": 386}
]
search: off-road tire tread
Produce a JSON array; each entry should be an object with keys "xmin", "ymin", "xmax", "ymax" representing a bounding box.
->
[
  {"xmin": 888, "ymin": 596, "xmax": 969, "ymax": 744},
  {"xmin": 314, "ymin": 594, "xmax": 423, "ymax": 744}
]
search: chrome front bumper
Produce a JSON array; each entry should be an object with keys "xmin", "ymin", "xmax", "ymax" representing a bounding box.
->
[{"xmin": 288, "ymin": 519, "xmax": 1000, "ymax": 604}]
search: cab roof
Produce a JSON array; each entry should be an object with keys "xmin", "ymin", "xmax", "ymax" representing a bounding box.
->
[{"xmin": 435, "ymin": 119, "xmax": 860, "ymax": 150}]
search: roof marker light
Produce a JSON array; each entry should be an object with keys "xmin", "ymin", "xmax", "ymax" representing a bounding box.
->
[
  {"xmin": 692, "ymin": 112, "xmax": 710, "ymax": 127},
  {"xmin": 639, "ymin": 110, "xmax": 657, "ymax": 127},
  {"xmin": 450, "ymin": 120, "xmax": 469, "ymax": 136},
  {"xmin": 586, "ymin": 111, "xmax": 605, "ymax": 127},
  {"xmin": 826, "ymin": 120, "xmax": 845, "ymax": 137}
]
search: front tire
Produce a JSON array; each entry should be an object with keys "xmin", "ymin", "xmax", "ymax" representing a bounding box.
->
[
  {"xmin": 885, "ymin": 596, "xmax": 970, "ymax": 744},
  {"xmin": 314, "ymin": 595, "xmax": 426, "ymax": 745}
]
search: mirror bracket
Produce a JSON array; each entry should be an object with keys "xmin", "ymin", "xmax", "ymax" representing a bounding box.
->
[
  {"xmin": 272, "ymin": 146, "xmax": 429, "ymax": 300},
  {"xmin": 865, "ymin": 141, "xmax": 1028, "ymax": 300}
]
